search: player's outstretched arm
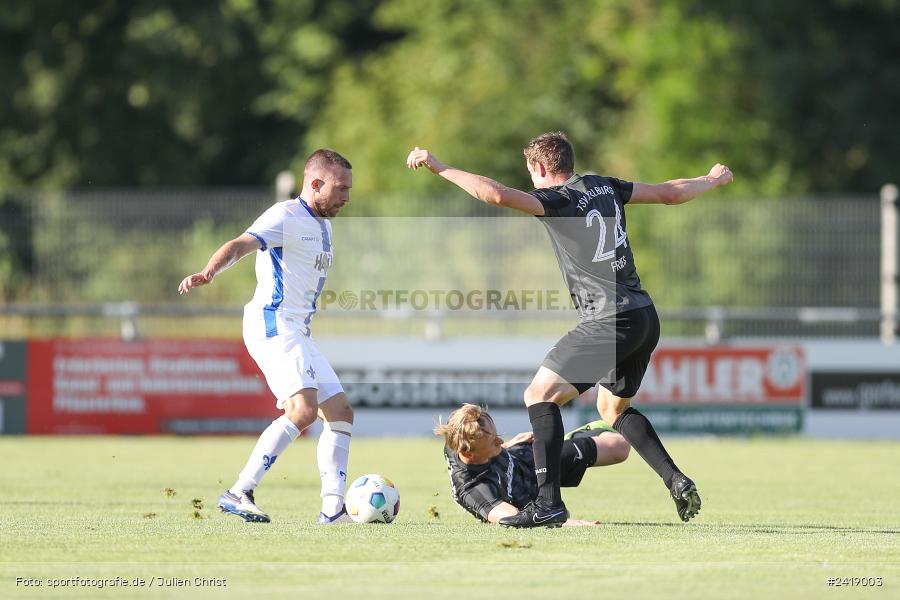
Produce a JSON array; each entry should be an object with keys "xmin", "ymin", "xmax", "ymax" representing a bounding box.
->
[
  {"xmin": 629, "ymin": 163, "xmax": 734, "ymax": 205},
  {"xmin": 486, "ymin": 502, "xmax": 521, "ymax": 524},
  {"xmin": 563, "ymin": 519, "xmax": 601, "ymax": 527},
  {"xmin": 486, "ymin": 503, "xmax": 598, "ymax": 526},
  {"xmin": 406, "ymin": 146, "xmax": 546, "ymax": 216},
  {"xmin": 178, "ymin": 233, "xmax": 261, "ymax": 295},
  {"xmin": 502, "ymin": 432, "xmax": 534, "ymax": 447}
]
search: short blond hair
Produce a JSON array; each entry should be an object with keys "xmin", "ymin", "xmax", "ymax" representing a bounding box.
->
[{"xmin": 434, "ymin": 404, "xmax": 494, "ymax": 454}]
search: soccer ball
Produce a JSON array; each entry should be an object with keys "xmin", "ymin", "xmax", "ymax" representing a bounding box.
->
[{"xmin": 345, "ymin": 474, "xmax": 400, "ymax": 524}]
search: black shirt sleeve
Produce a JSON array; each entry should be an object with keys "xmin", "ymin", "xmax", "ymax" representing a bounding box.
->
[
  {"xmin": 445, "ymin": 447, "xmax": 505, "ymax": 522},
  {"xmin": 456, "ymin": 480, "xmax": 504, "ymax": 522},
  {"xmin": 528, "ymin": 188, "xmax": 569, "ymax": 217},
  {"xmin": 608, "ymin": 177, "xmax": 634, "ymax": 205}
]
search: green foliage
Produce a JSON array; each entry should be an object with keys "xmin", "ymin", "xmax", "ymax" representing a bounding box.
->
[
  {"xmin": 308, "ymin": 0, "xmax": 900, "ymax": 198},
  {"xmin": 0, "ymin": 194, "xmax": 34, "ymax": 302},
  {"xmin": 180, "ymin": 218, "xmax": 257, "ymax": 305},
  {"xmin": 308, "ymin": 0, "xmax": 636, "ymax": 197},
  {"xmin": 681, "ymin": 0, "xmax": 900, "ymax": 194},
  {"xmin": 0, "ymin": 0, "xmax": 400, "ymax": 188},
  {"xmin": 628, "ymin": 199, "xmax": 793, "ymax": 309},
  {"xmin": 2, "ymin": 1, "xmax": 897, "ymax": 193},
  {"xmin": 25, "ymin": 194, "xmax": 255, "ymax": 305},
  {"xmin": 2, "ymin": 1, "xmax": 896, "ymax": 313},
  {"xmin": 324, "ymin": 217, "xmax": 563, "ymax": 296}
]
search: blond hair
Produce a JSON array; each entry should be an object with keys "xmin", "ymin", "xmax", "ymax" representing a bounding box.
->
[{"xmin": 434, "ymin": 404, "xmax": 494, "ymax": 454}]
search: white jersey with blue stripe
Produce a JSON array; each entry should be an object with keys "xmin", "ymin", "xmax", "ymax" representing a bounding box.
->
[{"xmin": 242, "ymin": 197, "xmax": 333, "ymax": 339}]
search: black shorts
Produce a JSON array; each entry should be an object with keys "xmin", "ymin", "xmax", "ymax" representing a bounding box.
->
[
  {"xmin": 542, "ymin": 304, "xmax": 660, "ymax": 397},
  {"xmin": 560, "ymin": 437, "xmax": 599, "ymax": 488}
]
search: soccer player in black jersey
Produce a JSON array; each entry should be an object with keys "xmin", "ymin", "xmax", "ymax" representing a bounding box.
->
[
  {"xmin": 407, "ymin": 133, "xmax": 733, "ymax": 527},
  {"xmin": 436, "ymin": 404, "xmax": 630, "ymax": 525}
]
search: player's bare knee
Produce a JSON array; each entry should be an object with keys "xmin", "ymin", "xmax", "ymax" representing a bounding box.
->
[
  {"xmin": 282, "ymin": 395, "xmax": 318, "ymax": 431},
  {"xmin": 525, "ymin": 384, "xmax": 573, "ymax": 407},
  {"xmin": 319, "ymin": 393, "xmax": 354, "ymax": 424},
  {"xmin": 284, "ymin": 408, "xmax": 316, "ymax": 431},
  {"xmin": 610, "ymin": 435, "xmax": 631, "ymax": 463},
  {"xmin": 286, "ymin": 408, "xmax": 316, "ymax": 431},
  {"xmin": 593, "ymin": 433, "xmax": 631, "ymax": 466},
  {"xmin": 597, "ymin": 390, "xmax": 630, "ymax": 424},
  {"xmin": 525, "ymin": 367, "xmax": 579, "ymax": 407},
  {"xmin": 523, "ymin": 384, "xmax": 547, "ymax": 407},
  {"xmin": 326, "ymin": 403, "xmax": 353, "ymax": 425}
]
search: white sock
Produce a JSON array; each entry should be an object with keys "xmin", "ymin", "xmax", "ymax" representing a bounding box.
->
[
  {"xmin": 317, "ymin": 428, "xmax": 351, "ymax": 516},
  {"xmin": 230, "ymin": 416, "xmax": 300, "ymax": 494}
]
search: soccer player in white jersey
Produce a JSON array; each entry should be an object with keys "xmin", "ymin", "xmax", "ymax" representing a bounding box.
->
[{"xmin": 178, "ymin": 149, "xmax": 354, "ymax": 524}]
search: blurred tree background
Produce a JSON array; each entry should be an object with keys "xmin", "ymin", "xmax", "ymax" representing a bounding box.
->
[
  {"xmin": 3, "ymin": 0, "xmax": 897, "ymax": 193},
  {"xmin": 0, "ymin": 0, "xmax": 897, "ymax": 320}
]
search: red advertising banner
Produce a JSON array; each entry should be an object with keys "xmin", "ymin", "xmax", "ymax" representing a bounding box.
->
[
  {"xmin": 23, "ymin": 339, "xmax": 807, "ymax": 434},
  {"xmin": 634, "ymin": 346, "xmax": 805, "ymax": 405},
  {"xmin": 26, "ymin": 339, "xmax": 279, "ymax": 434}
]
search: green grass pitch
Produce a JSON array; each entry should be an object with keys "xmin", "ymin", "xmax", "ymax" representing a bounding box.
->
[{"xmin": 2, "ymin": 436, "xmax": 898, "ymax": 599}]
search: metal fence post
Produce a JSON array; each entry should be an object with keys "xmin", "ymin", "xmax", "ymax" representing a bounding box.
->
[
  {"xmin": 882, "ymin": 183, "xmax": 899, "ymax": 345},
  {"xmin": 425, "ymin": 311, "xmax": 443, "ymax": 341},
  {"xmin": 276, "ymin": 171, "xmax": 296, "ymax": 202},
  {"xmin": 109, "ymin": 302, "xmax": 140, "ymax": 341},
  {"xmin": 704, "ymin": 306, "xmax": 725, "ymax": 344}
]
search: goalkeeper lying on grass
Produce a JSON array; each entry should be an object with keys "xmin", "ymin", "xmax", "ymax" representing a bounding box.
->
[{"xmin": 436, "ymin": 401, "xmax": 629, "ymax": 526}]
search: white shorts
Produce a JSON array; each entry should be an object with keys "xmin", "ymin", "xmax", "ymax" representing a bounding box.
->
[{"xmin": 244, "ymin": 329, "xmax": 344, "ymax": 409}]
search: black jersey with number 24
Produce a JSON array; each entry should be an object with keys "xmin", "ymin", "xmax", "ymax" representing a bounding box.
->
[{"xmin": 530, "ymin": 174, "xmax": 653, "ymax": 319}]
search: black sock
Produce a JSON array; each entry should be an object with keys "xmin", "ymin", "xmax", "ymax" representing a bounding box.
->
[
  {"xmin": 528, "ymin": 402, "xmax": 563, "ymax": 505},
  {"xmin": 613, "ymin": 407, "xmax": 679, "ymax": 488}
]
